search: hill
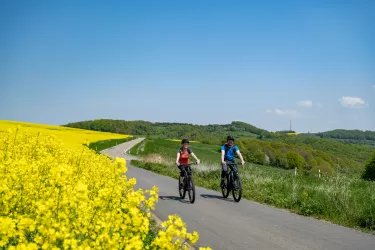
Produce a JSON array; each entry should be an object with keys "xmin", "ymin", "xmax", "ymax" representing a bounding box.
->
[
  {"xmin": 312, "ymin": 129, "xmax": 375, "ymax": 146},
  {"xmin": 64, "ymin": 119, "xmax": 271, "ymax": 143},
  {"xmin": 64, "ymin": 119, "xmax": 374, "ymax": 174},
  {"xmin": 316, "ymin": 129, "xmax": 375, "ymax": 140}
]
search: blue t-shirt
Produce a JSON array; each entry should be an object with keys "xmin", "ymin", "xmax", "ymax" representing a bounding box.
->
[{"xmin": 221, "ymin": 144, "xmax": 239, "ymax": 161}]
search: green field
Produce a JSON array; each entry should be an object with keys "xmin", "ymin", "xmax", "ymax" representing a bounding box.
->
[
  {"xmin": 129, "ymin": 139, "xmax": 222, "ymax": 164},
  {"xmin": 129, "ymin": 139, "xmax": 375, "ymax": 232}
]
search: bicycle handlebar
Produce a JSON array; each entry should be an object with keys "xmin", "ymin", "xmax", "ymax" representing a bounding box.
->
[
  {"xmin": 225, "ymin": 162, "xmax": 243, "ymax": 166},
  {"xmin": 180, "ymin": 162, "xmax": 199, "ymax": 166}
]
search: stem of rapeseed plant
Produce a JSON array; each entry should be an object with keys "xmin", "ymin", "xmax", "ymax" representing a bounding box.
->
[
  {"xmin": 11, "ymin": 127, "xmax": 19, "ymax": 159},
  {"xmin": 33, "ymin": 132, "xmax": 40, "ymax": 159},
  {"xmin": 56, "ymin": 185, "xmax": 62, "ymax": 221},
  {"xmin": 88, "ymin": 207, "xmax": 99, "ymax": 239},
  {"xmin": 3, "ymin": 131, "xmax": 10, "ymax": 161},
  {"xmin": 77, "ymin": 147, "xmax": 85, "ymax": 173},
  {"xmin": 20, "ymin": 175, "xmax": 24, "ymax": 214}
]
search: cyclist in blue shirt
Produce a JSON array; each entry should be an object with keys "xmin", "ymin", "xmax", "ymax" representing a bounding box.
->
[{"xmin": 220, "ymin": 135, "xmax": 245, "ymax": 187}]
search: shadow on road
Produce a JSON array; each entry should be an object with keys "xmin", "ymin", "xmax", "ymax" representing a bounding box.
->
[
  {"xmin": 200, "ymin": 194, "xmax": 234, "ymax": 203},
  {"xmin": 159, "ymin": 195, "xmax": 191, "ymax": 204}
]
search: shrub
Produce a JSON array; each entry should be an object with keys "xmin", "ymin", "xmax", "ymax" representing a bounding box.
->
[
  {"xmin": 287, "ymin": 151, "xmax": 305, "ymax": 170},
  {"xmin": 362, "ymin": 152, "xmax": 375, "ymax": 181}
]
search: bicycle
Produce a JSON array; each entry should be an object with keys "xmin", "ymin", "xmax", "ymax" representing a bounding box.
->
[
  {"xmin": 178, "ymin": 162, "xmax": 198, "ymax": 203},
  {"xmin": 221, "ymin": 162, "xmax": 242, "ymax": 202}
]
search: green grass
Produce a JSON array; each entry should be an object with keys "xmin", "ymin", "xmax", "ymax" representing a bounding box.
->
[
  {"xmin": 87, "ymin": 137, "xmax": 134, "ymax": 153},
  {"xmin": 129, "ymin": 139, "xmax": 375, "ymax": 232},
  {"xmin": 131, "ymin": 159, "xmax": 375, "ymax": 232},
  {"xmin": 129, "ymin": 139, "xmax": 221, "ymax": 164},
  {"xmin": 142, "ymin": 215, "xmax": 159, "ymax": 247}
]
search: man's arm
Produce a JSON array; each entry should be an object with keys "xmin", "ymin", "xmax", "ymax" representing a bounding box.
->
[
  {"xmin": 236, "ymin": 150, "xmax": 245, "ymax": 167},
  {"xmin": 221, "ymin": 149, "xmax": 226, "ymax": 164}
]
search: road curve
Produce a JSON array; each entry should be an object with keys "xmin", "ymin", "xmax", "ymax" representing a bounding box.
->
[{"xmin": 104, "ymin": 139, "xmax": 375, "ymax": 250}]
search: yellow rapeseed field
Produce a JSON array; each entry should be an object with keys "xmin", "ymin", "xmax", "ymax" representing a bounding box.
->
[
  {"xmin": 0, "ymin": 123, "xmax": 211, "ymax": 249},
  {"xmin": 287, "ymin": 132, "xmax": 301, "ymax": 135},
  {"xmin": 0, "ymin": 120, "xmax": 129, "ymax": 150}
]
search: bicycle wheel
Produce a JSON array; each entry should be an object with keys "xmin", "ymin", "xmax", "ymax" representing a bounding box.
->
[
  {"xmin": 178, "ymin": 176, "xmax": 186, "ymax": 199},
  {"xmin": 187, "ymin": 175, "xmax": 196, "ymax": 203},
  {"xmin": 221, "ymin": 175, "xmax": 230, "ymax": 198},
  {"xmin": 232, "ymin": 174, "xmax": 242, "ymax": 202}
]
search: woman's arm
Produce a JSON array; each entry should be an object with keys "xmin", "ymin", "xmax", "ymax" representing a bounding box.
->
[
  {"xmin": 191, "ymin": 153, "xmax": 200, "ymax": 164},
  {"xmin": 176, "ymin": 153, "xmax": 180, "ymax": 166}
]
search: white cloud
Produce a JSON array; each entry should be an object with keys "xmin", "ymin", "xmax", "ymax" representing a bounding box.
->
[
  {"xmin": 316, "ymin": 102, "xmax": 323, "ymax": 108},
  {"xmin": 266, "ymin": 108, "xmax": 300, "ymax": 117},
  {"xmin": 297, "ymin": 100, "xmax": 313, "ymax": 108},
  {"xmin": 275, "ymin": 108, "xmax": 299, "ymax": 117},
  {"xmin": 339, "ymin": 96, "xmax": 368, "ymax": 108},
  {"xmin": 372, "ymin": 85, "xmax": 375, "ymax": 89}
]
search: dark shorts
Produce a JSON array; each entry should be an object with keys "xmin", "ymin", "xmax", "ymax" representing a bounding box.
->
[
  {"xmin": 178, "ymin": 164, "xmax": 191, "ymax": 176},
  {"xmin": 222, "ymin": 160, "xmax": 237, "ymax": 173}
]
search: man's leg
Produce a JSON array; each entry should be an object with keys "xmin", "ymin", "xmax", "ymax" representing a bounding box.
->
[
  {"xmin": 221, "ymin": 163, "xmax": 228, "ymax": 187},
  {"xmin": 228, "ymin": 162, "xmax": 238, "ymax": 189}
]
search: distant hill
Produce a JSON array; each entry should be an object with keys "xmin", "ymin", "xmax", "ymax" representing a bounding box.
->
[
  {"xmin": 64, "ymin": 119, "xmax": 375, "ymax": 174},
  {"xmin": 299, "ymin": 129, "xmax": 375, "ymax": 146},
  {"xmin": 317, "ymin": 129, "xmax": 375, "ymax": 140},
  {"xmin": 64, "ymin": 119, "xmax": 272, "ymax": 144}
]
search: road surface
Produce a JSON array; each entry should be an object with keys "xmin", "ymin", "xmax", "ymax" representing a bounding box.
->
[{"xmin": 104, "ymin": 139, "xmax": 375, "ymax": 250}]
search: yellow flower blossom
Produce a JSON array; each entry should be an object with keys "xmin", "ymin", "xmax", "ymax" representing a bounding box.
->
[{"xmin": 0, "ymin": 128, "xmax": 211, "ymax": 250}]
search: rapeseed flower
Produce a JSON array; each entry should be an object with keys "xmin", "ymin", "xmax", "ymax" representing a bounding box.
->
[{"xmin": 0, "ymin": 128, "xmax": 211, "ymax": 250}]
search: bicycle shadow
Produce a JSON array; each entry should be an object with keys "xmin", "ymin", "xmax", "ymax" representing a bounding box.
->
[
  {"xmin": 200, "ymin": 194, "xmax": 235, "ymax": 203},
  {"xmin": 159, "ymin": 195, "xmax": 191, "ymax": 204}
]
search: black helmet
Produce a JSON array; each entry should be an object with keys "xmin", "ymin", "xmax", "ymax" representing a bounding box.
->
[
  {"xmin": 227, "ymin": 135, "xmax": 235, "ymax": 141},
  {"xmin": 181, "ymin": 139, "xmax": 189, "ymax": 144}
]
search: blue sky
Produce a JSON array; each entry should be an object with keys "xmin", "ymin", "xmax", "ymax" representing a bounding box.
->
[{"xmin": 1, "ymin": 0, "xmax": 374, "ymax": 132}]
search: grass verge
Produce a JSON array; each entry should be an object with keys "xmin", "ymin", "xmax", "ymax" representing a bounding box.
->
[
  {"xmin": 131, "ymin": 159, "xmax": 375, "ymax": 233},
  {"xmin": 87, "ymin": 137, "xmax": 135, "ymax": 153}
]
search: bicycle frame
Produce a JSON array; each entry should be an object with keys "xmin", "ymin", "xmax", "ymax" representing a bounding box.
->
[
  {"xmin": 226, "ymin": 163, "xmax": 237, "ymax": 187},
  {"xmin": 180, "ymin": 162, "xmax": 196, "ymax": 188},
  {"xmin": 178, "ymin": 162, "xmax": 197, "ymax": 203}
]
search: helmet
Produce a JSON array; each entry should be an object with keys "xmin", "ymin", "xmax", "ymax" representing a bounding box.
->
[
  {"xmin": 227, "ymin": 135, "xmax": 235, "ymax": 141},
  {"xmin": 181, "ymin": 139, "xmax": 189, "ymax": 144}
]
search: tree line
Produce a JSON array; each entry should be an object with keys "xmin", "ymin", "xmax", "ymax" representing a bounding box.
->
[
  {"xmin": 64, "ymin": 119, "xmax": 271, "ymax": 143},
  {"xmin": 65, "ymin": 119, "xmax": 375, "ymax": 174},
  {"xmin": 234, "ymin": 139, "xmax": 366, "ymax": 174},
  {"xmin": 317, "ymin": 129, "xmax": 375, "ymax": 141}
]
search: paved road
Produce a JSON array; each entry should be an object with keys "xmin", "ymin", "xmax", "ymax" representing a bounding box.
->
[
  {"xmin": 100, "ymin": 137, "xmax": 145, "ymax": 160},
  {"xmin": 104, "ymin": 139, "xmax": 375, "ymax": 250}
]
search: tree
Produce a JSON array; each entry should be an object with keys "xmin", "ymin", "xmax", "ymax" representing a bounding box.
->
[
  {"xmin": 287, "ymin": 151, "xmax": 305, "ymax": 170},
  {"xmin": 362, "ymin": 152, "xmax": 375, "ymax": 181},
  {"xmin": 250, "ymin": 149, "xmax": 266, "ymax": 165},
  {"xmin": 275, "ymin": 153, "xmax": 289, "ymax": 169}
]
